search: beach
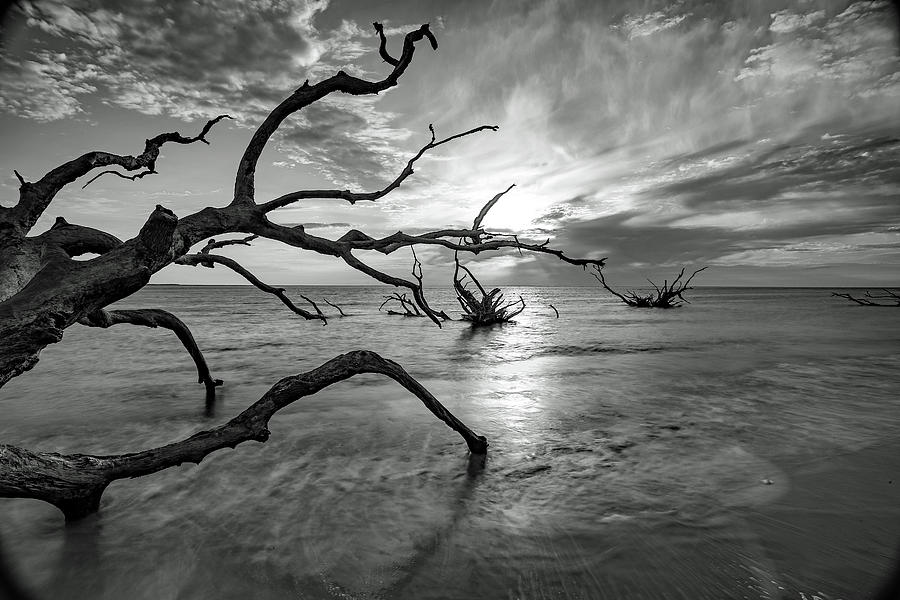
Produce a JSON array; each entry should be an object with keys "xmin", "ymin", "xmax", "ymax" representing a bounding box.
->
[{"xmin": 1, "ymin": 285, "xmax": 898, "ymax": 599}]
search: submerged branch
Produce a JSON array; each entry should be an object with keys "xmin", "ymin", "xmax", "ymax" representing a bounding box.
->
[
  {"xmin": 0, "ymin": 350, "xmax": 487, "ymax": 520},
  {"xmin": 832, "ymin": 289, "xmax": 900, "ymax": 307},
  {"xmin": 592, "ymin": 265, "xmax": 707, "ymax": 308},
  {"xmin": 77, "ymin": 308, "xmax": 223, "ymax": 401},
  {"xmin": 453, "ymin": 251, "xmax": 525, "ymax": 325}
]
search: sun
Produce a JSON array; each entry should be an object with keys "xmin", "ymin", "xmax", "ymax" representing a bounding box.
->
[{"xmin": 476, "ymin": 189, "xmax": 550, "ymax": 234}]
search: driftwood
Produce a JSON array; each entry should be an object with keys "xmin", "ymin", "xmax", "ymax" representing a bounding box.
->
[
  {"xmin": 832, "ymin": 289, "xmax": 900, "ymax": 307},
  {"xmin": 379, "ymin": 248, "xmax": 451, "ymax": 320},
  {"xmin": 453, "ymin": 252, "xmax": 525, "ymax": 325},
  {"xmin": 592, "ymin": 265, "xmax": 707, "ymax": 308},
  {"xmin": 0, "ymin": 350, "xmax": 487, "ymax": 521},
  {"xmin": 0, "ymin": 22, "xmax": 605, "ymax": 520},
  {"xmin": 380, "ymin": 292, "xmax": 425, "ymax": 317},
  {"xmin": 77, "ymin": 308, "xmax": 224, "ymax": 403},
  {"xmin": 322, "ymin": 297, "xmax": 347, "ymax": 317}
]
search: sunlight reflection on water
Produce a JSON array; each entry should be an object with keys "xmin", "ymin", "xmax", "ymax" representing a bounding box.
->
[{"xmin": 1, "ymin": 286, "xmax": 899, "ymax": 599}]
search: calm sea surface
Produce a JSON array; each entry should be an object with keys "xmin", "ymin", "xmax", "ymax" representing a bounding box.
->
[{"xmin": 1, "ymin": 286, "xmax": 899, "ymax": 599}]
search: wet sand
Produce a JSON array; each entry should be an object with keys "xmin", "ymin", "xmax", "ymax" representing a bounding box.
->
[{"xmin": 744, "ymin": 441, "xmax": 900, "ymax": 599}]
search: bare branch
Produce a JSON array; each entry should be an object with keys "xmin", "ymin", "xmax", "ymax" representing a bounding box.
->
[
  {"xmin": 77, "ymin": 308, "xmax": 223, "ymax": 401},
  {"xmin": 200, "ymin": 234, "xmax": 259, "ymax": 254},
  {"xmin": 260, "ymin": 124, "xmax": 498, "ymax": 212},
  {"xmin": 298, "ymin": 294, "xmax": 326, "ymax": 321},
  {"xmin": 323, "ymin": 297, "xmax": 346, "ymax": 316},
  {"xmin": 380, "ymin": 292, "xmax": 424, "ymax": 317},
  {"xmin": 81, "ymin": 168, "xmax": 157, "ymax": 189},
  {"xmin": 233, "ymin": 23, "xmax": 443, "ymax": 205},
  {"xmin": 338, "ymin": 249, "xmax": 443, "ymax": 326},
  {"xmin": 591, "ymin": 265, "xmax": 631, "ymax": 304},
  {"xmin": 549, "ymin": 304, "xmax": 559, "ymax": 318},
  {"xmin": 176, "ymin": 253, "xmax": 327, "ymax": 323},
  {"xmin": 4, "ymin": 115, "xmax": 232, "ymax": 234},
  {"xmin": 342, "ymin": 227, "xmax": 607, "ymax": 268},
  {"xmin": 594, "ymin": 265, "xmax": 707, "ymax": 308},
  {"xmin": 0, "ymin": 350, "xmax": 487, "ymax": 520},
  {"xmin": 373, "ymin": 22, "xmax": 400, "ymax": 66},
  {"xmin": 410, "ymin": 247, "xmax": 451, "ymax": 321},
  {"xmin": 471, "ymin": 184, "xmax": 515, "ymax": 242},
  {"xmin": 453, "ymin": 252, "xmax": 525, "ymax": 325},
  {"xmin": 13, "ymin": 170, "xmax": 26, "ymax": 186},
  {"xmin": 832, "ymin": 288, "xmax": 900, "ymax": 307}
]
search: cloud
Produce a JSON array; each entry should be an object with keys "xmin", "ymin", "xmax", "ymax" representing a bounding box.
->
[
  {"xmin": 1, "ymin": 0, "xmax": 349, "ymax": 122},
  {"xmin": 274, "ymin": 96, "xmax": 414, "ymax": 189},
  {"xmin": 388, "ymin": 0, "xmax": 900, "ymax": 282},
  {"xmin": 2, "ymin": 0, "xmax": 899, "ymax": 286},
  {"xmin": 0, "ymin": 51, "xmax": 99, "ymax": 120}
]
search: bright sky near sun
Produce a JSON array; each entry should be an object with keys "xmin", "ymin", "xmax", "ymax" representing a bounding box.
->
[{"xmin": 1, "ymin": 0, "xmax": 898, "ymax": 286}]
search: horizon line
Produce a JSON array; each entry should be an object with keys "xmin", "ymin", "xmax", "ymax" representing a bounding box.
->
[{"xmin": 145, "ymin": 283, "xmax": 899, "ymax": 289}]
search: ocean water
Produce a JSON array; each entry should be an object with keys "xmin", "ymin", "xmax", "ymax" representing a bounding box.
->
[{"xmin": 1, "ymin": 285, "xmax": 899, "ymax": 599}]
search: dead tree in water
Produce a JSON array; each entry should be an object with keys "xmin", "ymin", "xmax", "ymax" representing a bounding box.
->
[
  {"xmin": 379, "ymin": 248, "xmax": 451, "ymax": 319},
  {"xmin": 592, "ymin": 265, "xmax": 707, "ymax": 308},
  {"xmin": 323, "ymin": 298, "xmax": 347, "ymax": 317},
  {"xmin": 0, "ymin": 23, "xmax": 606, "ymax": 521},
  {"xmin": 380, "ymin": 292, "xmax": 424, "ymax": 317},
  {"xmin": 832, "ymin": 289, "xmax": 900, "ymax": 307},
  {"xmin": 454, "ymin": 252, "xmax": 525, "ymax": 325}
]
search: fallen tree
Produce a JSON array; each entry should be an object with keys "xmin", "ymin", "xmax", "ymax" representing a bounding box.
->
[
  {"xmin": 832, "ymin": 289, "xmax": 900, "ymax": 307},
  {"xmin": 591, "ymin": 265, "xmax": 707, "ymax": 308},
  {"xmin": 0, "ymin": 23, "xmax": 604, "ymax": 520},
  {"xmin": 453, "ymin": 252, "xmax": 525, "ymax": 325}
]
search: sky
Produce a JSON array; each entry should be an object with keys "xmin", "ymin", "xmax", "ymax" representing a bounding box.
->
[{"xmin": 1, "ymin": 0, "xmax": 899, "ymax": 287}]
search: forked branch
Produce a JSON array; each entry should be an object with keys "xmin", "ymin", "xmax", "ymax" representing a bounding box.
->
[
  {"xmin": 260, "ymin": 124, "xmax": 498, "ymax": 211},
  {"xmin": 233, "ymin": 23, "xmax": 443, "ymax": 204},
  {"xmin": 6, "ymin": 115, "xmax": 232, "ymax": 233},
  {"xmin": 832, "ymin": 289, "xmax": 900, "ymax": 307},
  {"xmin": 380, "ymin": 292, "xmax": 424, "ymax": 317}
]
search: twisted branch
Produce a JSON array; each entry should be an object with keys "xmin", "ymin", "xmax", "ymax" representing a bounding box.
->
[
  {"xmin": 81, "ymin": 168, "xmax": 157, "ymax": 189},
  {"xmin": 5, "ymin": 115, "xmax": 232, "ymax": 233},
  {"xmin": 260, "ymin": 124, "xmax": 498, "ymax": 212},
  {"xmin": 0, "ymin": 350, "xmax": 486, "ymax": 520},
  {"xmin": 233, "ymin": 23, "xmax": 441, "ymax": 205}
]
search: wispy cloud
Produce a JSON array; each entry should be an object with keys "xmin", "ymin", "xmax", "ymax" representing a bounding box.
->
[{"xmin": 1, "ymin": 0, "xmax": 898, "ymax": 285}]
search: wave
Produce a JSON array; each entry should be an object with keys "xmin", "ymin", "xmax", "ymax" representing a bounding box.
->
[{"xmin": 538, "ymin": 343, "xmax": 684, "ymax": 356}]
